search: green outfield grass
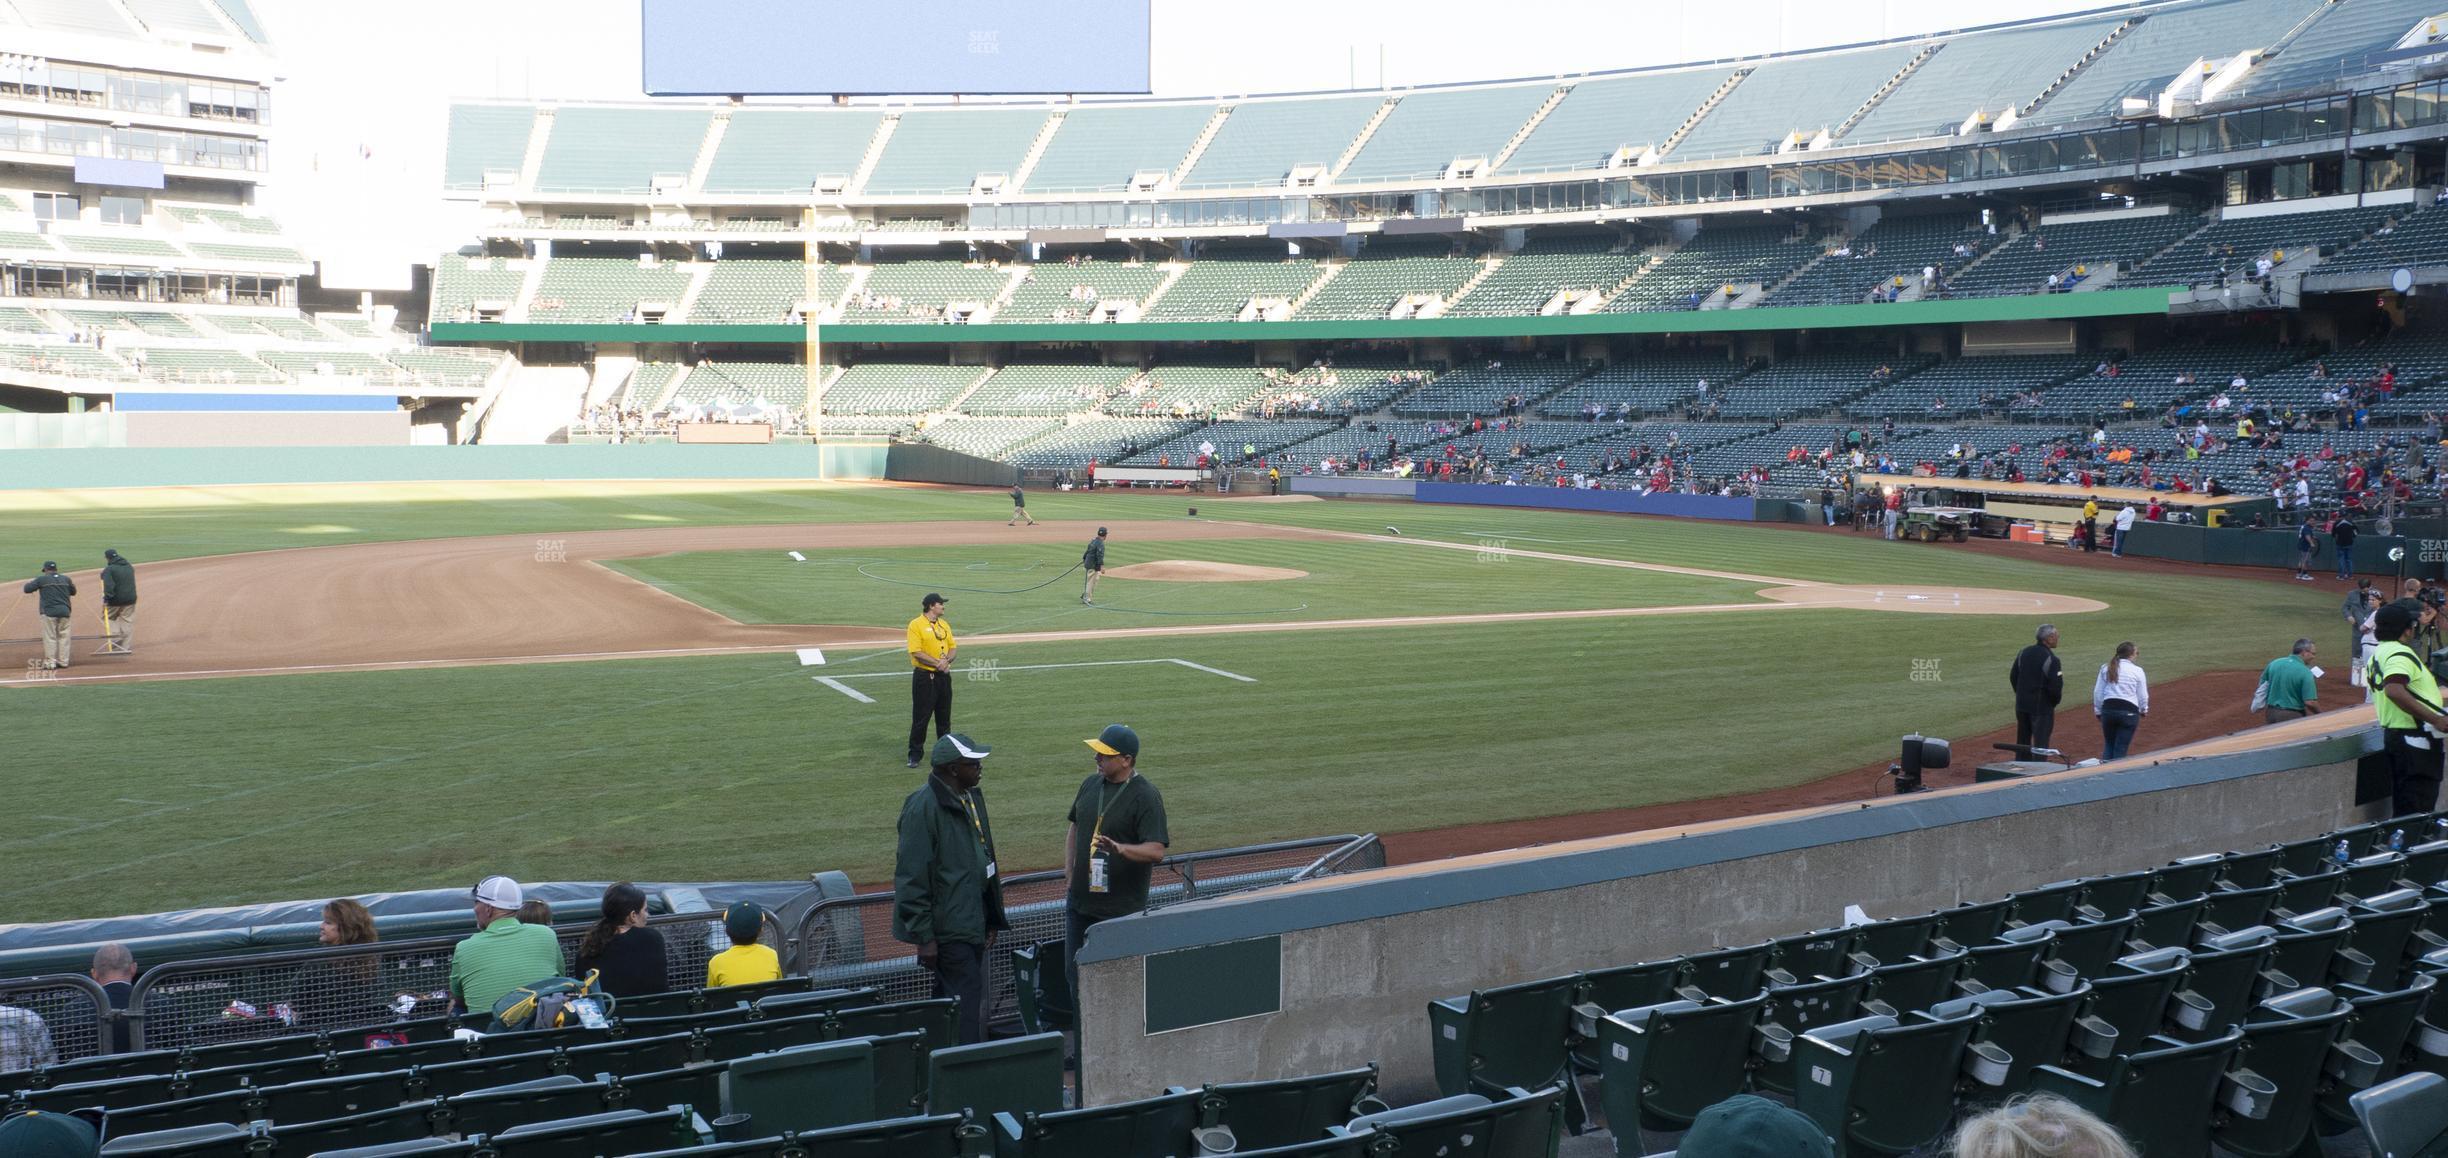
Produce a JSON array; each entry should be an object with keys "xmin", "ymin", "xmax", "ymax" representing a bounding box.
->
[
  {"xmin": 0, "ymin": 484, "xmax": 2346, "ymax": 923},
  {"xmin": 602, "ymin": 538, "xmax": 1762, "ymax": 628}
]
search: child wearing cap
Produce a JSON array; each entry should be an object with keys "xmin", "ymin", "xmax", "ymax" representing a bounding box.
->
[{"xmin": 705, "ymin": 902, "xmax": 781, "ymax": 988}]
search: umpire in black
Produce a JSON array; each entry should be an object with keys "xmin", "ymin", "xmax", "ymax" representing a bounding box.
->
[
  {"xmin": 2009, "ymin": 623, "xmax": 2064, "ymax": 754},
  {"xmin": 893, "ymin": 732, "xmax": 1006, "ymax": 1045}
]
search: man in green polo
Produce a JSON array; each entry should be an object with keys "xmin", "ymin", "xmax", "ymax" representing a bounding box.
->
[
  {"xmin": 447, "ymin": 876, "xmax": 566, "ymax": 1019},
  {"xmin": 893, "ymin": 732, "xmax": 1007, "ymax": 1045},
  {"xmin": 2368, "ymin": 604, "xmax": 2448, "ymax": 817},
  {"xmin": 2259, "ymin": 638, "xmax": 2322, "ymax": 725},
  {"xmin": 1063, "ymin": 723, "xmax": 1168, "ymax": 1011}
]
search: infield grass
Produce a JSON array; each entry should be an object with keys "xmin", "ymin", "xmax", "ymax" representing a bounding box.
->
[{"xmin": 0, "ymin": 484, "xmax": 2348, "ymax": 922}]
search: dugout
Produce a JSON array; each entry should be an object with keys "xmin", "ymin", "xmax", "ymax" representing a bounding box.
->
[{"xmin": 1853, "ymin": 473, "xmax": 2260, "ymax": 539}]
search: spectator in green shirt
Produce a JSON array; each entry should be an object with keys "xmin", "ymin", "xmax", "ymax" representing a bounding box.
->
[
  {"xmin": 448, "ymin": 876, "xmax": 567, "ymax": 1019},
  {"xmin": 2259, "ymin": 639, "xmax": 2322, "ymax": 725}
]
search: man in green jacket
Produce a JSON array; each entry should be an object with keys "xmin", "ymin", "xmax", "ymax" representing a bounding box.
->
[
  {"xmin": 22, "ymin": 562, "xmax": 74, "ymax": 671},
  {"xmin": 99, "ymin": 549, "xmax": 135, "ymax": 655},
  {"xmin": 893, "ymin": 732, "xmax": 1006, "ymax": 1044},
  {"xmin": 1081, "ymin": 527, "xmax": 1108, "ymax": 605}
]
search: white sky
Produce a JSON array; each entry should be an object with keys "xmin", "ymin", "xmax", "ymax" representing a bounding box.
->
[{"xmin": 244, "ymin": 0, "xmax": 2119, "ymax": 287}]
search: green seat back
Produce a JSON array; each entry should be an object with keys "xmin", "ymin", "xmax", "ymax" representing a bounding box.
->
[
  {"xmin": 1190, "ymin": 1064, "xmax": 1381, "ymax": 1152},
  {"xmin": 995, "ymin": 1088, "xmax": 1200, "ymax": 1158},
  {"xmin": 698, "ymin": 1012, "xmax": 833, "ymax": 1064},
  {"xmin": 722, "ymin": 1038, "xmax": 874, "ymax": 1135},
  {"xmin": 1599, "ymin": 993, "xmax": 1766, "ymax": 1132},
  {"xmin": 558, "ymin": 1031, "xmax": 699, "ymax": 1081},
  {"xmin": 487, "ymin": 1107, "xmax": 693, "ymax": 1156},
  {"xmin": 2034, "ymin": 1031, "xmax": 2241, "ymax": 1157},
  {"xmin": 2213, "ymin": 1000, "xmax": 2353, "ymax": 1158},
  {"xmin": 440, "ymin": 1076, "xmax": 611, "ymax": 1139},
  {"xmin": 924, "ymin": 1031, "xmax": 1063, "ymax": 1122},
  {"xmin": 2351, "ymin": 1072, "xmax": 2448, "ymax": 1158},
  {"xmin": 830, "ymin": 999, "xmax": 959, "ymax": 1054},
  {"xmin": 1796, "ymin": 1013, "xmax": 1979, "ymax": 1156}
]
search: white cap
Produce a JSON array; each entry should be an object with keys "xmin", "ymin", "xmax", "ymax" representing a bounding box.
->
[{"xmin": 472, "ymin": 875, "xmax": 522, "ymax": 909}]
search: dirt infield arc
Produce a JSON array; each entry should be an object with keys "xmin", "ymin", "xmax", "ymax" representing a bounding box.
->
[{"xmin": 0, "ymin": 519, "xmax": 2102, "ymax": 685}]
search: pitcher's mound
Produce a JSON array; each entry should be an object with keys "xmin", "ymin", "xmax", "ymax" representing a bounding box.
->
[{"xmin": 1104, "ymin": 560, "xmax": 1309, "ymax": 582}]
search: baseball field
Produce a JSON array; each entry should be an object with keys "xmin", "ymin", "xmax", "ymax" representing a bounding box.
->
[{"xmin": 0, "ymin": 480, "xmax": 2347, "ymax": 923}]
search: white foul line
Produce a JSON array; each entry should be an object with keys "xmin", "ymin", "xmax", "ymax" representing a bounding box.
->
[
  {"xmin": 812, "ymin": 676, "xmax": 876, "ymax": 703},
  {"xmin": 811, "ymin": 657, "xmax": 1255, "ymax": 701}
]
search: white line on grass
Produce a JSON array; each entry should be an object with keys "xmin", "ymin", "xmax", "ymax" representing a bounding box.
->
[
  {"xmin": 813, "ymin": 676, "xmax": 877, "ymax": 703},
  {"xmin": 811, "ymin": 657, "xmax": 1255, "ymax": 702}
]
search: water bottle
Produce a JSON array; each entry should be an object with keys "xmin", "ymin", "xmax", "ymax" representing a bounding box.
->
[
  {"xmin": 2391, "ymin": 828, "xmax": 2406, "ymax": 852},
  {"xmin": 2335, "ymin": 839, "xmax": 2352, "ymax": 866}
]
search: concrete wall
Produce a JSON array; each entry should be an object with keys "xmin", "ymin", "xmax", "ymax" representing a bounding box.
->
[
  {"xmin": 1074, "ymin": 719, "xmax": 2381, "ymax": 1106},
  {"xmin": 0, "ymin": 443, "xmax": 889, "ymax": 489},
  {"xmin": 123, "ymin": 411, "xmax": 411, "ymax": 448}
]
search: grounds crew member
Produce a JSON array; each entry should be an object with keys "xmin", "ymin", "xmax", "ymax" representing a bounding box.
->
[
  {"xmin": 2369, "ymin": 603, "xmax": 2448, "ymax": 817},
  {"xmin": 1081, "ymin": 527, "xmax": 1108, "ymax": 604},
  {"xmin": 893, "ymin": 732, "xmax": 1006, "ymax": 1045},
  {"xmin": 99, "ymin": 549, "xmax": 134, "ymax": 654},
  {"xmin": 2008, "ymin": 623, "xmax": 2063, "ymax": 754},
  {"xmin": 907, "ymin": 593, "xmax": 956, "ymax": 768},
  {"xmin": 1007, "ymin": 482, "xmax": 1036, "ymax": 527},
  {"xmin": 1063, "ymin": 724, "xmax": 1168, "ymax": 1014},
  {"xmin": 22, "ymin": 562, "xmax": 74, "ymax": 670}
]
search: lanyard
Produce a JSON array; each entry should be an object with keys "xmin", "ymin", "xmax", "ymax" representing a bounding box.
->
[
  {"xmin": 937, "ymin": 776, "xmax": 989, "ymax": 855},
  {"xmin": 1090, "ymin": 774, "xmax": 1134, "ymax": 843}
]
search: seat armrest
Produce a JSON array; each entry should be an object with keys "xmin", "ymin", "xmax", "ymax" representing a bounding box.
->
[{"xmin": 992, "ymin": 1111, "xmax": 1027, "ymax": 1148}]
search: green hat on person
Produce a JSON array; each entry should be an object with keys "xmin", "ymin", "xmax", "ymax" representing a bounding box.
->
[
  {"xmin": 930, "ymin": 733, "xmax": 990, "ymax": 767},
  {"xmin": 1679, "ymin": 1095, "xmax": 1832, "ymax": 1157},
  {"xmin": 723, "ymin": 902, "xmax": 768, "ymax": 945},
  {"xmin": 1084, "ymin": 724, "xmax": 1139, "ymax": 758},
  {"xmin": 0, "ymin": 1110, "xmax": 102, "ymax": 1158}
]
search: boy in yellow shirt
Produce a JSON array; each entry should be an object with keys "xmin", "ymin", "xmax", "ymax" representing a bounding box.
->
[{"xmin": 705, "ymin": 902, "xmax": 781, "ymax": 988}]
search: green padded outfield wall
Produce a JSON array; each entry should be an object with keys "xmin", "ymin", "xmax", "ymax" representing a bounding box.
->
[
  {"xmin": 427, "ymin": 287, "xmax": 2178, "ymax": 347},
  {"xmin": 0, "ymin": 443, "xmax": 888, "ymax": 490}
]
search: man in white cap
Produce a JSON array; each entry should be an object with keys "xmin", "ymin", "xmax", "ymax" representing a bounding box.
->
[{"xmin": 448, "ymin": 875, "xmax": 566, "ymax": 1018}]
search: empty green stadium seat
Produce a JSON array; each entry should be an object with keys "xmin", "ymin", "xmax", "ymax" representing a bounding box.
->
[
  {"xmin": 2130, "ymin": 898, "xmax": 2207, "ymax": 952},
  {"xmin": 1928, "ymin": 984, "xmax": 2094, "ymax": 1096},
  {"xmin": 1792, "ymin": 1010, "xmax": 1982, "ymax": 1157},
  {"xmin": 1426, "ymin": 974, "xmax": 1580, "ymax": 1104},
  {"xmin": 2067, "ymin": 948, "xmax": 2192, "ymax": 1068},
  {"xmin": 438, "ymin": 1076, "xmax": 612, "ymax": 1138},
  {"xmin": 829, "ymin": 998, "xmax": 960, "ymax": 1054},
  {"xmin": 697, "ymin": 1012, "xmax": 834, "ymax": 1064},
  {"xmin": 2351, "ymin": 1072, "xmax": 2448, "ymax": 1157},
  {"xmin": 1337, "ymin": 1085, "xmax": 1562, "ymax": 1158},
  {"xmin": 263, "ymin": 1101, "xmax": 435, "ymax": 1153},
  {"xmin": 1853, "ymin": 913, "xmax": 1948, "ymax": 965},
  {"xmin": 1752, "ymin": 974, "xmax": 1880, "ymax": 1097},
  {"xmin": 606, "ymin": 1064, "xmax": 724, "ymax": 1119},
  {"xmin": 1861, "ymin": 952, "xmax": 1968, "ymax": 1020},
  {"xmin": 631, "ymin": 1113, "xmax": 977, "ymax": 1158},
  {"xmin": 994, "ymin": 1088, "xmax": 1201, "ymax": 1158},
  {"xmin": 1174, "ymin": 1065, "xmax": 1384, "ymax": 1153},
  {"xmin": 96, "ymin": 1089, "xmax": 259, "ymax": 1139},
  {"xmin": 1227, "ymin": 1139, "xmax": 1373, "ymax": 1158},
  {"xmin": 2198, "ymin": 884, "xmax": 2282, "ymax": 937},
  {"xmin": 924, "ymin": 1032, "xmax": 1063, "ymax": 1123},
  {"xmin": 91, "ymin": 1121, "xmax": 252, "ymax": 1157},
  {"xmin": 2210, "ymin": 988, "xmax": 2356, "ymax": 1158},
  {"xmin": 1009, "ymin": 941, "xmax": 1072, "ymax": 1035},
  {"xmin": 721, "ymin": 1039, "xmax": 875, "ymax": 1136},
  {"xmin": 485, "ymin": 1107, "xmax": 695, "ymax": 1156},
  {"xmin": 414, "ymin": 1050, "xmax": 561, "ymax": 1100},
  {"xmin": 314, "ymin": 1139, "xmax": 474, "ymax": 1158},
  {"xmin": 1678, "ymin": 944, "xmax": 1774, "ymax": 1001},
  {"xmin": 1595, "ymin": 993, "xmax": 1766, "ymax": 1146},
  {"xmin": 2032, "ymin": 1029, "xmax": 2245, "ymax": 1155},
  {"xmin": 2269, "ymin": 907, "xmax": 2359, "ymax": 989},
  {"xmin": 2317, "ymin": 974, "xmax": 2439, "ymax": 1130}
]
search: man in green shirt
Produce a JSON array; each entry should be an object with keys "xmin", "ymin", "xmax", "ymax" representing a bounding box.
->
[
  {"xmin": 448, "ymin": 876, "xmax": 567, "ymax": 1019},
  {"xmin": 2259, "ymin": 639, "xmax": 2322, "ymax": 725},
  {"xmin": 1063, "ymin": 724, "xmax": 1168, "ymax": 1013},
  {"xmin": 1081, "ymin": 527, "xmax": 1108, "ymax": 605}
]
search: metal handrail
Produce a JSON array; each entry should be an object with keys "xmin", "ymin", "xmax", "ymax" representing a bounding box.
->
[
  {"xmin": 0, "ymin": 973, "xmax": 114, "ymax": 1065},
  {"xmin": 1288, "ymin": 833, "xmax": 1387, "ymax": 883},
  {"xmin": 783, "ymin": 833, "xmax": 1377, "ymax": 1028}
]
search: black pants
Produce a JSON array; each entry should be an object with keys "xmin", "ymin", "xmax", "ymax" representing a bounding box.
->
[
  {"xmin": 2016, "ymin": 708, "xmax": 2055, "ymax": 754},
  {"xmin": 2384, "ymin": 728, "xmax": 2445, "ymax": 818},
  {"xmin": 1062, "ymin": 908, "xmax": 1110, "ymax": 1035},
  {"xmin": 931, "ymin": 940, "xmax": 989, "ymax": 1045},
  {"xmin": 910, "ymin": 669, "xmax": 952, "ymax": 761}
]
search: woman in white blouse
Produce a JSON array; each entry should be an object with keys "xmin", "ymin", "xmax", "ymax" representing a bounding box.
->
[{"xmin": 2093, "ymin": 641, "xmax": 2149, "ymax": 760}]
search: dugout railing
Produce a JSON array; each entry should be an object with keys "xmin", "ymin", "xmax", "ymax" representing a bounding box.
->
[{"xmin": 788, "ymin": 833, "xmax": 1383, "ymax": 1028}]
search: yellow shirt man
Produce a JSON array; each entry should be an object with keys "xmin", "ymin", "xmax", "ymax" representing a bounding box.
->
[
  {"xmin": 2082, "ymin": 500, "xmax": 2099, "ymax": 522},
  {"xmin": 908, "ymin": 609, "xmax": 954, "ymax": 671},
  {"xmin": 706, "ymin": 943, "xmax": 781, "ymax": 988}
]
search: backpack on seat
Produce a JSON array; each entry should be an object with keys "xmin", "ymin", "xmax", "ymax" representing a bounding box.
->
[{"xmin": 489, "ymin": 971, "xmax": 615, "ymax": 1032}]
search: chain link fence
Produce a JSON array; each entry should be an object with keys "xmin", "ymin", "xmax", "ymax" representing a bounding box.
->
[{"xmin": 789, "ymin": 835, "xmax": 1381, "ymax": 1026}]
